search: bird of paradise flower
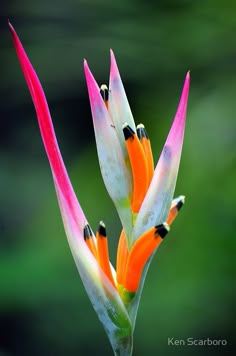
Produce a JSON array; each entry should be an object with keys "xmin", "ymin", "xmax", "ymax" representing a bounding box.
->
[{"xmin": 9, "ymin": 22, "xmax": 190, "ymax": 356}]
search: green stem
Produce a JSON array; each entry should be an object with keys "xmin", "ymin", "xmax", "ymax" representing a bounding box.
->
[{"xmin": 112, "ymin": 333, "xmax": 133, "ymax": 356}]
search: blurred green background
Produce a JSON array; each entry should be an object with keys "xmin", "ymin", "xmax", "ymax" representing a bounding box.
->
[{"xmin": 0, "ymin": 0, "xmax": 235, "ymax": 355}]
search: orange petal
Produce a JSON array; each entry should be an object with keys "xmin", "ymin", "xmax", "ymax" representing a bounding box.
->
[
  {"xmin": 83, "ymin": 224, "xmax": 98, "ymax": 258},
  {"xmin": 123, "ymin": 123, "xmax": 149, "ymax": 214},
  {"xmin": 116, "ymin": 229, "xmax": 129, "ymax": 286},
  {"xmin": 137, "ymin": 123, "xmax": 154, "ymax": 185},
  {"xmin": 124, "ymin": 224, "xmax": 169, "ymax": 293},
  {"xmin": 96, "ymin": 221, "xmax": 116, "ymax": 288}
]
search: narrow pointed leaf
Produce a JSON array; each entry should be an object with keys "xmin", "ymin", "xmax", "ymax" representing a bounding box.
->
[
  {"xmin": 134, "ymin": 72, "xmax": 190, "ymax": 239},
  {"xmin": 84, "ymin": 60, "xmax": 133, "ymax": 244}
]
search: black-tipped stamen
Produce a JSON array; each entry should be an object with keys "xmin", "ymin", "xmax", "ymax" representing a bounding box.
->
[
  {"xmin": 137, "ymin": 123, "xmax": 149, "ymax": 140},
  {"xmin": 176, "ymin": 197, "xmax": 185, "ymax": 211},
  {"xmin": 98, "ymin": 220, "xmax": 106, "ymax": 238},
  {"xmin": 100, "ymin": 84, "xmax": 109, "ymax": 102},
  {"xmin": 83, "ymin": 223, "xmax": 93, "ymax": 240},
  {"xmin": 136, "ymin": 123, "xmax": 154, "ymax": 184},
  {"xmin": 83, "ymin": 224, "xmax": 90, "ymax": 240},
  {"xmin": 96, "ymin": 220, "xmax": 116, "ymax": 287},
  {"xmin": 122, "ymin": 122, "xmax": 135, "ymax": 140},
  {"xmin": 155, "ymin": 223, "xmax": 170, "ymax": 239},
  {"xmin": 84, "ymin": 224, "xmax": 97, "ymax": 256},
  {"xmin": 122, "ymin": 122, "xmax": 149, "ymax": 213},
  {"xmin": 167, "ymin": 196, "xmax": 185, "ymax": 225}
]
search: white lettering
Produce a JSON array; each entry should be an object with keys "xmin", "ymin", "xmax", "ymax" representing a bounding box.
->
[
  {"xmin": 168, "ymin": 338, "xmax": 185, "ymax": 346},
  {"xmin": 170, "ymin": 337, "xmax": 228, "ymax": 346},
  {"xmin": 187, "ymin": 337, "xmax": 193, "ymax": 345},
  {"xmin": 168, "ymin": 338, "xmax": 174, "ymax": 346}
]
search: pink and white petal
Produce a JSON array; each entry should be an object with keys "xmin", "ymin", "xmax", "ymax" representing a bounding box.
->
[
  {"xmin": 55, "ymin": 183, "xmax": 132, "ymax": 350},
  {"xmin": 109, "ymin": 50, "xmax": 136, "ymax": 154},
  {"xmin": 133, "ymin": 72, "xmax": 190, "ymax": 239},
  {"xmin": 10, "ymin": 23, "xmax": 132, "ymax": 347},
  {"xmin": 9, "ymin": 22, "xmax": 87, "ymax": 235},
  {"xmin": 84, "ymin": 60, "xmax": 133, "ymax": 243}
]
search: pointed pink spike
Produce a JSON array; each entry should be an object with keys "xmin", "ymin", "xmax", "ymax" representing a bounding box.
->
[
  {"xmin": 9, "ymin": 22, "xmax": 87, "ymax": 231},
  {"xmin": 165, "ymin": 71, "xmax": 190, "ymax": 151},
  {"xmin": 134, "ymin": 72, "xmax": 190, "ymax": 239}
]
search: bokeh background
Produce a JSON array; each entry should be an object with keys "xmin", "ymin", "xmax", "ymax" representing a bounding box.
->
[{"xmin": 0, "ymin": 1, "xmax": 235, "ymax": 355}]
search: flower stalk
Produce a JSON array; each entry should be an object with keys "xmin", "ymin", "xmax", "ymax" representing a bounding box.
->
[{"xmin": 10, "ymin": 22, "xmax": 190, "ymax": 355}]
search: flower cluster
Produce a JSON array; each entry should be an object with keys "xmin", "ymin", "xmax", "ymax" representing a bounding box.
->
[{"xmin": 10, "ymin": 22, "xmax": 190, "ymax": 356}]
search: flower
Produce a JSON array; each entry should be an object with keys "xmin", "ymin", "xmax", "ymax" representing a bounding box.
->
[{"xmin": 9, "ymin": 22, "xmax": 190, "ymax": 356}]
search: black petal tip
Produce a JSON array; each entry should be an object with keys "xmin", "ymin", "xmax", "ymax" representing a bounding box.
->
[
  {"xmin": 83, "ymin": 224, "xmax": 93, "ymax": 239},
  {"xmin": 100, "ymin": 84, "xmax": 109, "ymax": 101},
  {"xmin": 137, "ymin": 123, "xmax": 149, "ymax": 140},
  {"xmin": 176, "ymin": 196, "xmax": 185, "ymax": 211},
  {"xmin": 122, "ymin": 123, "xmax": 135, "ymax": 140},
  {"xmin": 98, "ymin": 221, "xmax": 106, "ymax": 237},
  {"xmin": 155, "ymin": 223, "xmax": 170, "ymax": 239}
]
